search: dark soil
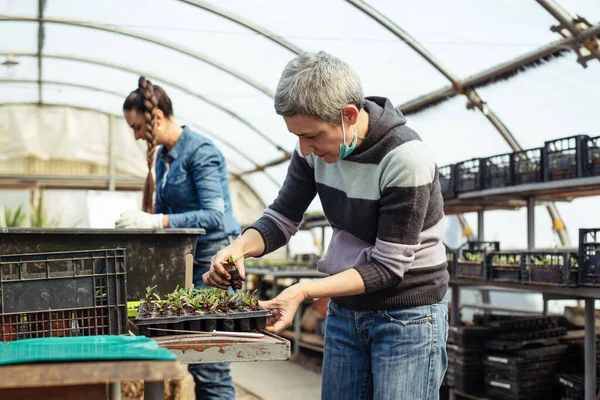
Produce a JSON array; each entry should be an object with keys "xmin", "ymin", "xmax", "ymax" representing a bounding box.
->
[{"xmin": 229, "ymin": 268, "xmax": 243, "ymax": 290}]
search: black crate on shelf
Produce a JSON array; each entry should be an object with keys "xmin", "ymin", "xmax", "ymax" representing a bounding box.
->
[
  {"xmin": 439, "ymin": 164, "xmax": 456, "ymax": 199},
  {"xmin": 0, "ymin": 249, "xmax": 128, "ymax": 342},
  {"xmin": 488, "ymin": 252, "xmax": 523, "ymax": 282},
  {"xmin": 544, "ymin": 135, "xmax": 589, "ymax": 181},
  {"xmin": 455, "ymin": 241, "xmax": 500, "ymax": 280},
  {"xmin": 456, "ymin": 158, "xmax": 484, "ymax": 193},
  {"xmin": 586, "ymin": 136, "xmax": 600, "ymax": 177},
  {"xmin": 483, "ymin": 153, "xmax": 514, "ymax": 189},
  {"xmin": 521, "ymin": 251, "xmax": 579, "ymax": 287},
  {"xmin": 512, "ymin": 147, "xmax": 544, "ymax": 185},
  {"xmin": 579, "ymin": 228, "xmax": 600, "ymax": 286}
]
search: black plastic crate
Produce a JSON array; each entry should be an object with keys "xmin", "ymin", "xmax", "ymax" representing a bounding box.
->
[
  {"xmin": 484, "ymin": 358, "xmax": 561, "ymax": 382},
  {"xmin": 439, "ymin": 164, "xmax": 456, "ymax": 199},
  {"xmin": 134, "ymin": 309, "xmax": 271, "ymax": 337},
  {"xmin": 544, "ymin": 135, "xmax": 589, "ymax": 181},
  {"xmin": 521, "ymin": 251, "xmax": 579, "ymax": 286},
  {"xmin": 488, "ymin": 252, "xmax": 523, "ymax": 282},
  {"xmin": 579, "ymin": 228, "xmax": 600, "ymax": 286},
  {"xmin": 456, "ymin": 158, "xmax": 484, "ymax": 193},
  {"xmin": 0, "ymin": 249, "xmax": 128, "ymax": 342},
  {"xmin": 586, "ymin": 136, "xmax": 600, "ymax": 177},
  {"xmin": 483, "ymin": 153, "xmax": 514, "ymax": 189},
  {"xmin": 512, "ymin": 148, "xmax": 544, "ymax": 185},
  {"xmin": 455, "ymin": 241, "xmax": 500, "ymax": 280}
]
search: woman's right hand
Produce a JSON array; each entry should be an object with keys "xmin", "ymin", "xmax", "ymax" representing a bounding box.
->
[{"xmin": 202, "ymin": 240, "xmax": 247, "ymax": 290}]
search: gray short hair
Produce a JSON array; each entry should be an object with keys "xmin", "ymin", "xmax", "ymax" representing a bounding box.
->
[{"xmin": 274, "ymin": 51, "xmax": 363, "ymax": 125}]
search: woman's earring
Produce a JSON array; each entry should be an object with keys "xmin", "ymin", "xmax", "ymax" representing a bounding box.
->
[{"xmin": 158, "ymin": 125, "xmax": 162, "ymax": 131}]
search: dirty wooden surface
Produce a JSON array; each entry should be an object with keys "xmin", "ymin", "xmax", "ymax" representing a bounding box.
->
[
  {"xmin": 0, "ymin": 360, "xmax": 187, "ymax": 388},
  {"xmin": 155, "ymin": 332, "xmax": 291, "ymax": 364}
]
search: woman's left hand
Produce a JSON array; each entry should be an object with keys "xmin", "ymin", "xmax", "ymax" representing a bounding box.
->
[
  {"xmin": 259, "ymin": 285, "xmax": 306, "ymax": 334},
  {"xmin": 115, "ymin": 210, "xmax": 163, "ymax": 229}
]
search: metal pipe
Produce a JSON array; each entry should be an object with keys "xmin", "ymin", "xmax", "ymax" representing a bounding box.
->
[
  {"xmin": 0, "ymin": 16, "xmax": 274, "ymax": 97},
  {"xmin": 108, "ymin": 115, "xmax": 116, "ymax": 191},
  {"xmin": 177, "ymin": 0, "xmax": 303, "ymax": 55},
  {"xmin": 477, "ymin": 210, "xmax": 485, "ymax": 241},
  {"xmin": 346, "ymin": 0, "xmax": 461, "ymax": 86},
  {"xmin": 536, "ymin": 0, "xmax": 600, "ymax": 64},
  {"xmin": 458, "ymin": 214, "xmax": 474, "ymax": 241},
  {"xmin": 1, "ymin": 52, "xmax": 288, "ymax": 155},
  {"xmin": 585, "ymin": 298, "xmax": 596, "ymax": 400},
  {"xmin": 37, "ymin": 0, "xmax": 45, "ymax": 105},
  {"xmin": 451, "ymin": 285, "xmax": 460, "ymax": 326},
  {"xmin": 527, "ymin": 197, "xmax": 535, "ymax": 250},
  {"xmin": 397, "ymin": 23, "xmax": 600, "ymax": 114}
]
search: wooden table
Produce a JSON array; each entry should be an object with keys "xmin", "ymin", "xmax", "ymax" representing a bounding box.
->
[{"xmin": 0, "ymin": 360, "xmax": 188, "ymax": 400}]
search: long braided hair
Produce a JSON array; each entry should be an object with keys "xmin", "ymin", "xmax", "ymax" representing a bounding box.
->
[{"xmin": 123, "ymin": 76, "xmax": 174, "ymax": 213}]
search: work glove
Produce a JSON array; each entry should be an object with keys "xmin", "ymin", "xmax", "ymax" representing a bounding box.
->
[{"xmin": 115, "ymin": 210, "xmax": 163, "ymax": 229}]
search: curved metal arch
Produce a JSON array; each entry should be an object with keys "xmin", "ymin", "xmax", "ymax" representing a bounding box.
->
[
  {"xmin": 0, "ymin": 16, "xmax": 274, "ymax": 97},
  {"xmin": 178, "ymin": 0, "xmax": 303, "ymax": 55},
  {"xmin": 2, "ymin": 52, "xmax": 289, "ymax": 155},
  {"xmin": 0, "ymin": 100, "xmax": 268, "ymax": 208},
  {"xmin": 346, "ymin": 0, "xmax": 571, "ymax": 246},
  {"xmin": 0, "ymin": 79, "xmax": 281, "ymax": 186}
]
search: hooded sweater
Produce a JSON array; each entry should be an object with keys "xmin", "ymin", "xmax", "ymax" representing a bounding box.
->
[{"xmin": 249, "ymin": 97, "xmax": 449, "ymax": 311}]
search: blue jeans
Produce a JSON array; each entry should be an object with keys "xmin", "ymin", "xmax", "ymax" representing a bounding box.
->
[
  {"xmin": 322, "ymin": 301, "xmax": 448, "ymax": 400},
  {"xmin": 188, "ymin": 237, "xmax": 236, "ymax": 400}
]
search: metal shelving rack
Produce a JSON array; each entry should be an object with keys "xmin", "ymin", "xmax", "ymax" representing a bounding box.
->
[{"xmin": 445, "ymin": 176, "xmax": 600, "ymax": 400}]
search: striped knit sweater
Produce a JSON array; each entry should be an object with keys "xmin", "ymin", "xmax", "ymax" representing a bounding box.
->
[{"xmin": 249, "ymin": 97, "xmax": 449, "ymax": 311}]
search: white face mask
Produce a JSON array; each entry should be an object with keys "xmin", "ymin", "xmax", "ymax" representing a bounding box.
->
[{"xmin": 338, "ymin": 110, "xmax": 358, "ymax": 161}]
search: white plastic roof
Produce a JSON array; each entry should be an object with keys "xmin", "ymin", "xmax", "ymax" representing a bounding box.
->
[{"xmin": 0, "ymin": 0, "xmax": 599, "ymax": 246}]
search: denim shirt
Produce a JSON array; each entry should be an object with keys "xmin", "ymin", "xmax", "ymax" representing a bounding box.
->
[{"xmin": 155, "ymin": 126, "xmax": 241, "ymax": 250}]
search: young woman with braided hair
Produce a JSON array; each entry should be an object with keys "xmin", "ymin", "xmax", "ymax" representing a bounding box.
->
[{"xmin": 117, "ymin": 76, "xmax": 241, "ymax": 400}]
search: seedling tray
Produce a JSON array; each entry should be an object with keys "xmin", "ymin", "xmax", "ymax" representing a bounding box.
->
[
  {"xmin": 486, "ymin": 344, "xmax": 568, "ymax": 364},
  {"xmin": 134, "ymin": 308, "xmax": 272, "ymax": 337}
]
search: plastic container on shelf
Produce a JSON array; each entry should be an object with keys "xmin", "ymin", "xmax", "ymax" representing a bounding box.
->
[
  {"xmin": 455, "ymin": 241, "xmax": 500, "ymax": 280},
  {"xmin": 512, "ymin": 147, "xmax": 544, "ymax": 185},
  {"xmin": 482, "ymin": 152, "xmax": 513, "ymax": 189},
  {"xmin": 488, "ymin": 252, "xmax": 522, "ymax": 282},
  {"xmin": 521, "ymin": 251, "xmax": 579, "ymax": 286},
  {"xmin": 543, "ymin": 135, "xmax": 589, "ymax": 181},
  {"xmin": 455, "ymin": 158, "xmax": 484, "ymax": 194},
  {"xmin": 438, "ymin": 164, "xmax": 456, "ymax": 199},
  {"xmin": 585, "ymin": 136, "xmax": 600, "ymax": 177},
  {"xmin": 579, "ymin": 228, "xmax": 600, "ymax": 286}
]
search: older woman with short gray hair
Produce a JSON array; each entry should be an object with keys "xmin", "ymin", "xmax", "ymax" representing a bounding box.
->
[{"xmin": 205, "ymin": 51, "xmax": 449, "ymax": 400}]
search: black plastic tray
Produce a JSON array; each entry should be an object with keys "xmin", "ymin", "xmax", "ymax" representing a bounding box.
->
[
  {"xmin": 485, "ymin": 344, "xmax": 568, "ymax": 365},
  {"xmin": 485, "ymin": 337, "xmax": 562, "ymax": 352},
  {"xmin": 484, "ymin": 358, "xmax": 561, "ymax": 382},
  {"xmin": 486, "ymin": 316, "xmax": 562, "ymax": 332},
  {"xmin": 134, "ymin": 308, "xmax": 272, "ymax": 336}
]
